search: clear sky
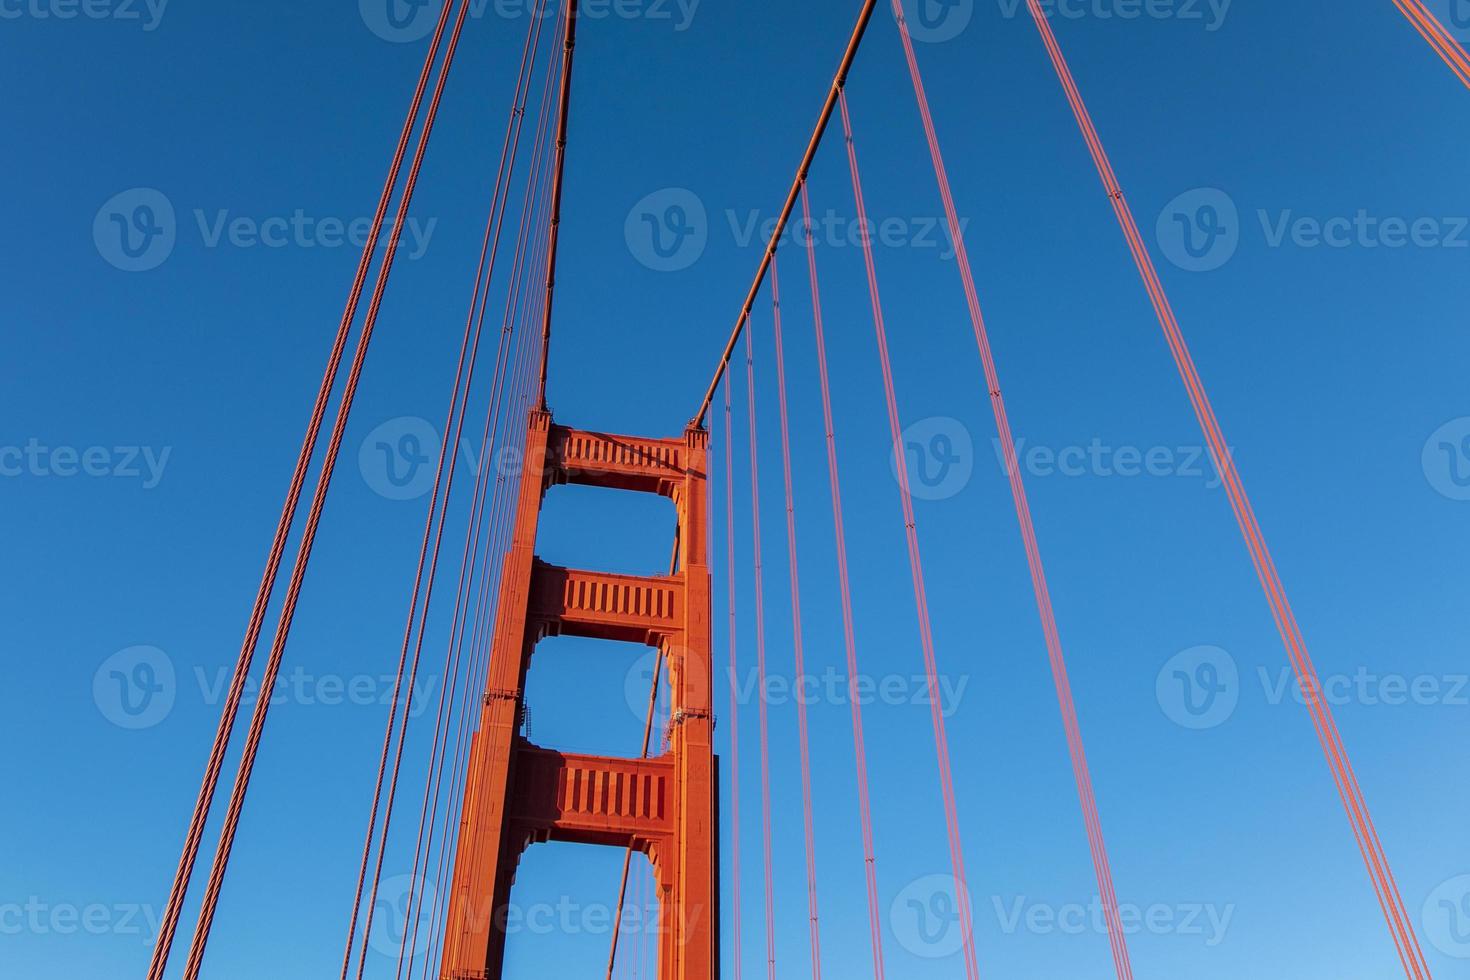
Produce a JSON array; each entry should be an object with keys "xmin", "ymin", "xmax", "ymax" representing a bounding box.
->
[{"xmin": 3, "ymin": 1, "xmax": 1469, "ymax": 978}]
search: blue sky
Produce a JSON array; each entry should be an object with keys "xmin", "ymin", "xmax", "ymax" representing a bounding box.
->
[{"xmin": 3, "ymin": 1, "xmax": 1469, "ymax": 978}]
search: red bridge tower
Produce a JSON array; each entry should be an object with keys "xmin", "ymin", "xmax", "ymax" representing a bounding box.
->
[{"xmin": 438, "ymin": 409, "xmax": 718, "ymax": 980}]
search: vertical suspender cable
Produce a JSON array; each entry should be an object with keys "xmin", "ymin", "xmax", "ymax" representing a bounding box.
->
[
  {"xmin": 143, "ymin": 4, "xmax": 459, "ymax": 976},
  {"xmin": 723, "ymin": 371, "xmax": 746, "ymax": 980},
  {"xmin": 1022, "ymin": 5, "xmax": 1431, "ymax": 976},
  {"xmin": 798, "ymin": 180, "xmax": 885, "ymax": 980},
  {"xmin": 888, "ymin": 5, "xmax": 1134, "ymax": 974},
  {"xmin": 336, "ymin": 5, "xmax": 549, "ymax": 975},
  {"xmin": 768, "ymin": 257, "xmax": 824, "ymax": 980},
  {"xmin": 177, "ymin": 3, "xmax": 479, "ymax": 976},
  {"xmin": 837, "ymin": 89, "xmax": 981, "ymax": 980},
  {"xmin": 743, "ymin": 319, "xmax": 780, "ymax": 980}
]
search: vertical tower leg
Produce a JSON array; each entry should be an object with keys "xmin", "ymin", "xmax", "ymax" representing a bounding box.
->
[{"xmin": 437, "ymin": 416, "xmax": 717, "ymax": 980}]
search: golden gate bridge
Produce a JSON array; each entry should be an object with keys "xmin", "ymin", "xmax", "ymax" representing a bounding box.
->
[{"xmin": 136, "ymin": 1, "xmax": 1469, "ymax": 978}]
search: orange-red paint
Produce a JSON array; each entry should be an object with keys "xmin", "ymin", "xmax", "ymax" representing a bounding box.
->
[{"xmin": 438, "ymin": 410, "xmax": 716, "ymax": 980}]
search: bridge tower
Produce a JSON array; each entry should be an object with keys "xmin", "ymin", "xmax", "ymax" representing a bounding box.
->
[{"xmin": 438, "ymin": 408, "xmax": 718, "ymax": 980}]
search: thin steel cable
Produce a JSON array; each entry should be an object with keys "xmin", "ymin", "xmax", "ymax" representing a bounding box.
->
[
  {"xmin": 837, "ymin": 88, "xmax": 981, "ymax": 980},
  {"xmin": 798, "ymin": 180, "xmax": 885, "ymax": 979},
  {"xmin": 1022, "ymin": 5, "xmax": 1431, "ymax": 974},
  {"xmin": 767, "ymin": 257, "xmax": 824, "ymax": 980},
  {"xmin": 177, "ymin": 4, "xmax": 479, "ymax": 976},
  {"xmin": 143, "ymin": 5, "xmax": 459, "ymax": 976},
  {"xmin": 742, "ymin": 321, "xmax": 779, "ymax": 980},
  {"xmin": 888, "ymin": 5, "xmax": 1133, "ymax": 973}
]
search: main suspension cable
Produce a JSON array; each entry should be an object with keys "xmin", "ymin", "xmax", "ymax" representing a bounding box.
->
[
  {"xmin": 692, "ymin": 0, "xmax": 880, "ymax": 428},
  {"xmin": 536, "ymin": 0, "xmax": 581, "ymax": 408}
]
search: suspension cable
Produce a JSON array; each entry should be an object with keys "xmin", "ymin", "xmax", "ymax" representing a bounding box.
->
[
  {"xmin": 743, "ymin": 319, "xmax": 780, "ymax": 980},
  {"xmin": 435, "ymin": 65, "xmax": 566, "ymax": 968},
  {"xmin": 175, "ymin": 4, "xmax": 479, "ymax": 976},
  {"xmin": 837, "ymin": 88, "xmax": 981, "ymax": 980},
  {"xmin": 1392, "ymin": 0, "xmax": 1470, "ymax": 87},
  {"xmin": 336, "ymin": 6, "xmax": 549, "ymax": 977},
  {"xmin": 768, "ymin": 256, "xmax": 824, "ymax": 980},
  {"xmin": 536, "ymin": 0, "xmax": 581, "ymax": 408},
  {"xmin": 1022, "ymin": 6, "xmax": 1431, "ymax": 976},
  {"xmin": 692, "ymin": 0, "xmax": 880, "ymax": 429},
  {"xmin": 798, "ymin": 179, "xmax": 885, "ymax": 980},
  {"xmin": 142, "ymin": 5, "xmax": 459, "ymax": 977},
  {"xmin": 722, "ymin": 370, "xmax": 745, "ymax": 980},
  {"xmin": 888, "ymin": 4, "xmax": 1134, "ymax": 974}
]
